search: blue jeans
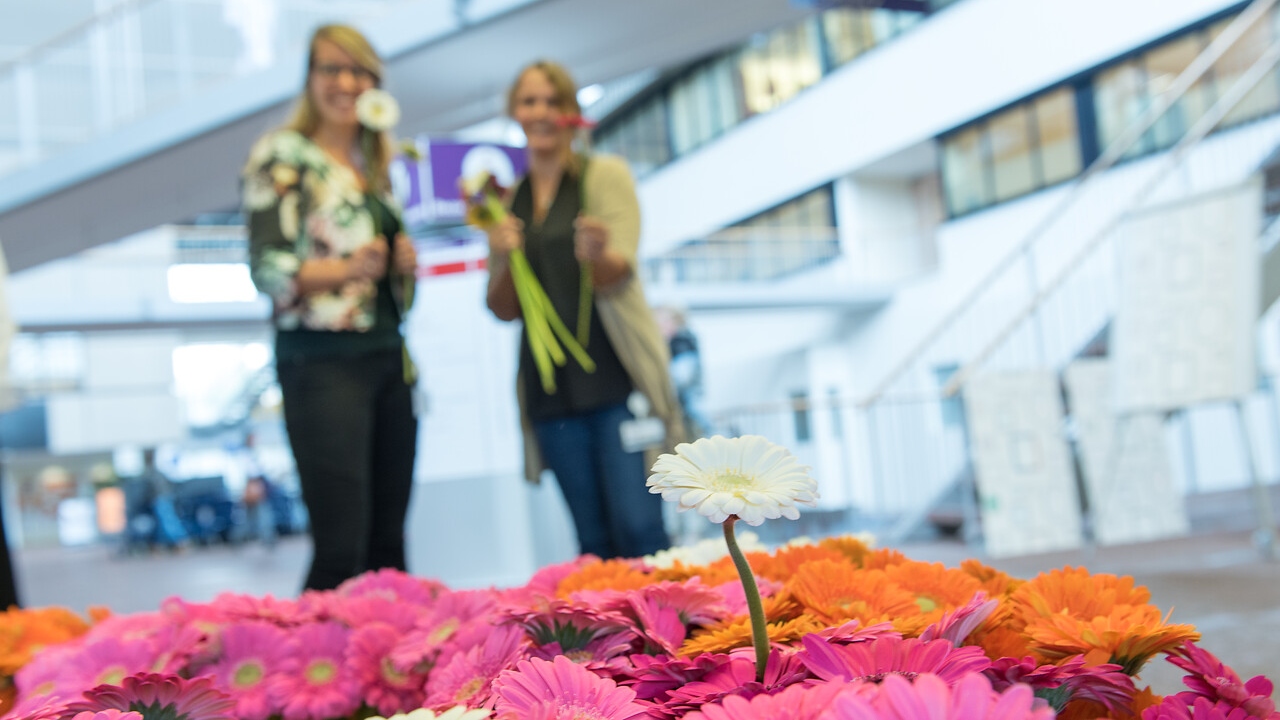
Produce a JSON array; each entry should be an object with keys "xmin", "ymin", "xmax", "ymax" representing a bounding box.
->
[{"xmin": 533, "ymin": 403, "xmax": 669, "ymax": 559}]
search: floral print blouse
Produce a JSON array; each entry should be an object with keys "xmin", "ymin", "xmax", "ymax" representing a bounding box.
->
[{"xmin": 242, "ymin": 129, "xmax": 403, "ymax": 332}]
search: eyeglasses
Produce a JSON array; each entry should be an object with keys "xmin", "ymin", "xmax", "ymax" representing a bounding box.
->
[{"xmin": 311, "ymin": 63, "xmax": 378, "ymax": 83}]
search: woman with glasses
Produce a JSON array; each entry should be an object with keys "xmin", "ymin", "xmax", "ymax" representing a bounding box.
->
[{"xmin": 241, "ymin": 25, "xmax": 418, "ymax": 590}]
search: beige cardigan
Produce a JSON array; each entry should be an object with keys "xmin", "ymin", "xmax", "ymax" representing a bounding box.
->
[{"xmin": 489, "ymin": 154, "xmax": 686, "ymax": 483}]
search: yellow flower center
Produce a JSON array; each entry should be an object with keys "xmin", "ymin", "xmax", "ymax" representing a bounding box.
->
[
  {"xmin": 915, "ymin": 596, "xmax": 938, "ymax": 613},
  {"xmin": 710, "ymin": 472, "xmax": 756, "ymax": 491},
  {"xmin": 233, "ymin": 661, "xmax": 264, "ymax": 688},
  {"xmin": 455, "ymin": 677, "xmax": 484, "ymax": 702},
  {"xmin": 429, "ymin": 618, "xmax": 459, "ymax": 644},
  {"xmin": 306, "ymin": 659, "xmax": 336, "ymax": 684}
]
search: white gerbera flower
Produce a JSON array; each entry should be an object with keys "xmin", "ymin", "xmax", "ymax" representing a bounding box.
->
[
  {"xmin": 647, "ymin": 435, "xmax": 819, "ymax": 526},
  {"xmin": 356, "ymin": 88, "xmax": 400, "ymax": 131},
  {"xmin": 643, "ymin": 530, "xmax": 766, "ymax": 568}
]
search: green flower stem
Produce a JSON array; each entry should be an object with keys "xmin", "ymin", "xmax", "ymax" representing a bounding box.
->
[
  {"xmin": 577, "ymin": 262, "xmax": 592, "ymax": 346},
  {"xmin": 402, "ymin": 275, "xmax": 417, "ymax": 385},
  {"xmin": 508, "ymin": 250, "xmax": 557, "ymax": 393},
  {"xmin": 723, "ymin": 516, "xmax": 768, "ymax": 683}
]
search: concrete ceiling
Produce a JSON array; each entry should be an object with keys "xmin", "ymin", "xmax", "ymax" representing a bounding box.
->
[{"xmin": 0, "ymin": 0, "xmax": 810, "ymax": 272}]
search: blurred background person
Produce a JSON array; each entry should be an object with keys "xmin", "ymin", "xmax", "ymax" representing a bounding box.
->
[
  {"xmin": 484, "ymin": 60, "xmax": 682, "ymax": 560},
  {"xmin": 658, "ymin": 306, "xmax": 712, "ymax": 439},
  {"xmin": 241, "ymin": 24, "xmax": 418, "ymax": 591}
]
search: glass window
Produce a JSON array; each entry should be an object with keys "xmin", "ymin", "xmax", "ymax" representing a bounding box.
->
[
  {"xmin": 987, "ymin": 106, "xmax": 1037, "ymax": 201},
  {"xmin": 1212, "ymin": 14, "xmax": 1280, "ymax": 128},
  {"xmin": 1094, "ymin": 61, "xmax": 1150, "ymax": 158},
  {"xmin": 1033, "ymin": 88, "xmax": 1082, "ymax": 184},
  {"xmin": 596, "ymin": 97, "xmax": 670, "ymax": 178},
  {"xmin": 669, "ymin": 56, "xmax": 742, "ymax": 155},
  {"xmin": 941, "ymin": 126, "xmax": 990, "ymax": 215},
  {"xmin": 1145, "ymin": 33, "xmax": 1213, "ymax": 148},
  {"xmin": 739, "ymin": 20, "xmax": 823, "ymax": 115}
]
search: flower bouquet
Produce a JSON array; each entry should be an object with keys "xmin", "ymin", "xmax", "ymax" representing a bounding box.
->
[
  {"xmin": 464, "ymin": 171, "xmax": 594, "ymax": 394},
  {"xmin": 2, "ymin": 437, "xmax": 1275, "ymax": 720}
]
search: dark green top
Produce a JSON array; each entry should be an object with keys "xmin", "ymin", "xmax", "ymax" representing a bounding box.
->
[
  {"xmin": 512, "ymin": 171, "xmax": 632, "ymax": 421},
  {"xmin": 275, "ymin": 194, "xmax": 405, "ymax": 363}
]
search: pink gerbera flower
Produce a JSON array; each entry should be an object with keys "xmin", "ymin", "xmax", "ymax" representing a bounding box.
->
[
  {"xmin": 682, "ymin": 681, "xmax": 854, "ymax": 720},
  {"xmin": 424, "ymin": 623, "xmax": 527, "ymax": 710},
  {"xmin": 70, "ymin": 711, "xmax": 145, "ymax": 720},
  {"xmin": 501, "ymin": 557, "xmax": 599, "ymax": 606},
  {"xmin": 336, "ymin": 568, "xmax": 447, "ymax": 607},
  {"xmin": 203, "ymin": 621, "xmax": 290, "ymax": 720},
  {"xmin": 327, "ymin": 595, "xmax": 422, "ymax": 633},
  {"xmin": 64, "ymin": 672, "xmax": 236, "ymax": 720},
  {"xmin": 389, "ymin": 590, "xmax": 499, "ymax": 673},
  {"xmin": 348, "ymin": 622, "xmax": 427, "ymax": 716},
  {"xmin": 713, "ymin": 578, "xmax": 784, "ymax": 618},
  {"xmin": 814, "ymin": 619, "xmax": 900, "ymax": 645},
  {"xmin": 492, "ymin": 656, "xmax": 647, "ymax": 720},
  {"xmin": 61, "ymin": 638, "xmax": 161, "ymax": 690},
  {"xmin": 798, "ymin": 635, "xmax": 989, "ymax": 686},
  {"xmin": 1165, "ymin": 642, "xmax": 1279, "ymax": 719},
  {"xmin": 834, "ymin": 672, "xmax": 1056, "ymax": 720},
  {"xmin": 268, "ymin": 622, "xmax": 360, "ymax": 720}
]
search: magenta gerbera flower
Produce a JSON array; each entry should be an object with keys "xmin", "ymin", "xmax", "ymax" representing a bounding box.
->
[
  {"xmin": 1164, "ymin": 642, "xmax": 1278, "ymax": 719},
  {"xmin": 615, "ymin": 653, "xmax": 731, "ymax": 708},
  {"xmin": 267, "ymin": 622, "xmax": 360, "ymax": 720},
  {"xmin": 328, "ymin": 595, "xmax": 423, "ymax": 633},
  {"xmin": 203, "ymin": 621, "xmax": 290, "ymax": 720},
  {"xmin": 64, "ymin": 672, "xmax": 236, "ymax": 720},
  {"xmin": 1144, "ymin": 696, "xmax": 1260, "ymax": 720},
  {"xmin": 492, "ymin": 656, "xmax": 647, "ymax": 720},
  {"xmin": 798, "ymin": 635, "xmax": 989, "ymax": 685},
  {"xmin": 986, "ymin": 655, "xmax": 1135, "ymax": 713},
  {"xmin": 348, "ymin": 622, "xmax": 427, "ymax": 716},
  {"xmin": 661, "ymin": 650, "xmax": 810, "ymax": 715},
  {"xmin": 814, "ymin": 619, "xmax": 899, "ymax": 645},
  {"xmin": 918, "ymin": 592, "xmax": 998, "ymax": 646}
]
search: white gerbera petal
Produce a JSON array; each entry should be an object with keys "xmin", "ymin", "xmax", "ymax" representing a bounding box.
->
[
  {"xmin": 647, "ymin": 435, "xmax": 819, "ymax": 527},
  {"xmin": 355, "ymin": 88, "xmax": 400, "ymax": 131}
]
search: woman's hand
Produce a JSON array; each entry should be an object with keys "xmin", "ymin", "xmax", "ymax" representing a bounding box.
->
[
  {"xmin": 487, "ymin": 216, "xmax": 525, "ymax": 256},
  {"xmin": 573, "ymin": 216, "xmax": 610, "ymax": 262},
  {"xmin": 347, "ymin": 237, "xmax": 389, "ymax": 282},
  {"xmin": 393, "ymin": 233, "xmax": 418, "ymax": 276}
]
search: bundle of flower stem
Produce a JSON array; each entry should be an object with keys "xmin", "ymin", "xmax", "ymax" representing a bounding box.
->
[{"xmin": 467, "ymin": 174, "xmax": 595, "ymax": 393}]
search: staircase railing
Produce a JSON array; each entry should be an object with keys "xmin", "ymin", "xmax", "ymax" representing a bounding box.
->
[{"xmin": 857, "ymin": 0, "xmax": 1280, "ymax": 409}]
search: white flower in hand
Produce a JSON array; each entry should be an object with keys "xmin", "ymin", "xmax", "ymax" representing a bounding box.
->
[
  {"xmin": 647, "ymin": 435, "xmax": 819, "ymax": 526},
  {"xmin": 356, "ymin": 88, "xmax": 400, "ymax": 131}
]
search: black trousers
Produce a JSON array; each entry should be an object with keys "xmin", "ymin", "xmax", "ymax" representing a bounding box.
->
[{"xmin": 277, "ymin": 348, "xmax": 418, "ymax": 591}]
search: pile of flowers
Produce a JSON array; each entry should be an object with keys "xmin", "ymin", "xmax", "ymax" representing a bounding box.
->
[{"xmin": 1, "ymin": 437, "xmax": 1275, "ymax": 720}]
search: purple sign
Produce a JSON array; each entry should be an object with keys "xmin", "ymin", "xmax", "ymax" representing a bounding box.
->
[{"xmin": 392, "ymin": 138, "xmax": 526, "ymax": 230}]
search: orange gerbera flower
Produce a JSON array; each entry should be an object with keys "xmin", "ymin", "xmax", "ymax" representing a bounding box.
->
[
  {"xmin": 787, "ymin": 561, "xmax": 921, "ymax": 632},
  {"xmin": 959, "ymin": 559, "xmax": 1022, "ymax": 597},
  {"xmin": 1012, "ymin": 567, "xmax": 1151, "ymax": 620},
  {"xmin": 678, "ymin": 613, "xmax": 826, "ymax": 657},
  {"xmin": 817, "ymin": 534, "xmax": 875, "ymax": 566},
  {"xmin": 859, "ymin": 547, "xmax": 910, "ymax": 570},
  {"xmin": 746, "ymin": 544, "xmax": 850, "ymax": 583},
  {"xmin": 649, "ymin": 560, "xmax": 740, "ymax": 587},
  {"xmin": 556, "ymin": 559, "xmax": 652, "ymax": 597},
  {"xmin": 882, "ymin": 561, "xmax": 986, "ymax": 636},
  {"xmin": 1022, "ymin": 604, "xmax": 1199, "ymax": 674}
]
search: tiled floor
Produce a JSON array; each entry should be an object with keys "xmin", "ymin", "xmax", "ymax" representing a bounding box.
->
[{"xmin": 13, "ymin": 526, "xmax": 1278, "ymax": 695}]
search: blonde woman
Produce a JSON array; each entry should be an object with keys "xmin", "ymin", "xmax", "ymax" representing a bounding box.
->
[
  {"xmin": 486, "ymin": 60, "xmax": 683, "ymax": 559},
  {"xmin": 242, "ymin": 25, "xmax": 418, "ymax": 590}
]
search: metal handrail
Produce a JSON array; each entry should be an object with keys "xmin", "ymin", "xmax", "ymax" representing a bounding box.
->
[{"xmin": 857, "ymin": 0, "xmax": 1279, "ymax": 407}]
